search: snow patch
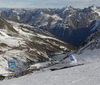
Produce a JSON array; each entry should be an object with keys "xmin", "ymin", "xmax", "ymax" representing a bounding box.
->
[
  {"xmin": 91, "ymin": 5, "xmax": 100, "ymax": 16},
  {"xmin": 91, "ymin": 19, "xmax": 100, "ymax": 31}
]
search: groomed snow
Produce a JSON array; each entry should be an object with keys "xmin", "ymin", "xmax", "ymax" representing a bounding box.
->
[
  {"xmin": 0, "ymin": 48, "xmax": 100, "ymax": 85},
  {"xmin": 1, "ymin": 61, "xmax": 100, "ymax": 85}
]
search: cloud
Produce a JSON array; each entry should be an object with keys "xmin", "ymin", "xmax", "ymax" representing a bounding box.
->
[
  {"xmin": 0, "ymin": 1, "xmax": 29, "ymax": 8},
  {"xmin": 0, "ymin": 0, "xmax": 99, "ymax": 8},
  {"xmin": 66, "ymin": 0, "xmax": 91, "ymax": 2},
  {"xmin": 66, "ymin": 0, "xmax": 100, "ymax": 5},
  {"xmin": 23, "ymin": 0, "xmax": 63, "ymax": 8},
  {"xmin": 90, "ymin": 0, "xmax": 100, "ymax": 4}
]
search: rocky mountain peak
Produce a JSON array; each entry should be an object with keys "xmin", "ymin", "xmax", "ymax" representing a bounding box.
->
[
  {"xmin": 90, "ymin": 5, "xmax": 98, "ymax": 12},
  {"xmin": 65, "ymin": 5, "xmax": 72, "ymax": 9},
  {"xmin": 62, "ymin": 5, "xmax": 74, "ymax": 12}
]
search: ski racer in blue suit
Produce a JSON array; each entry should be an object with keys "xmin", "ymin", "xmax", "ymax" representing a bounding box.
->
[{"xmin": 63, "ymin": 54, "xmax": 77, "ymax": 65}]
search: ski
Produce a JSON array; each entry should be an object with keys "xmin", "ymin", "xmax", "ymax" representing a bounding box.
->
[{"xmin": 50, "ymin": 63, "xmax": 84, "ymax": 71}]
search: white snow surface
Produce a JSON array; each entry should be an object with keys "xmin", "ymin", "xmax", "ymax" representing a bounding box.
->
[
  {"xmin": 1, "ymin": 62, "xmax": 100, "ymax": 85},
  {"xmin": 1, "ymin": 48, "xmax": 100, "ymax": 85},
  {"xmin": 91, "ymin": 19, "xmax": 100, "ymax": 31}
]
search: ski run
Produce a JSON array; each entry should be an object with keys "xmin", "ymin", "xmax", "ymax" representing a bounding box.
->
[{"xmin": 0, "ymin": 48, "xmax": 100, "ymax": 85}]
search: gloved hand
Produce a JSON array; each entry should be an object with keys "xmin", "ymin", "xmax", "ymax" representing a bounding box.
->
[{"xmin": 63, "ymin": 57, "xmax": 66, "ymax": 60}]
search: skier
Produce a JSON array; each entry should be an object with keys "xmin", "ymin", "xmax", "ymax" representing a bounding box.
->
[
  {"xmin": 50, "ymin": 53, "xmax": 83, "ymax": 71},
  {"xmin": 63, "ymin": 54, "xmax": 77, "ymax": 66}
]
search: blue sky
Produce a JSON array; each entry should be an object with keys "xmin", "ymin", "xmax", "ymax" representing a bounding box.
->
[{"xmin": 0, "ymin": 0, "xmax": 100, "ymax": 8}]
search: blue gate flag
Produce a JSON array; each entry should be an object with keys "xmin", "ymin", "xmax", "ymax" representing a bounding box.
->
[
  {"xmin": 8, "ymin": 61, "xmax": 16, "ymax": 68},
  {"xmin": 8, "ymin": 57, "xmax": 18, "ymax": 79}
]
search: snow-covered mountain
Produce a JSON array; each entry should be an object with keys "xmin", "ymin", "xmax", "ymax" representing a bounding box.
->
[
  {"xmin": 0, "ymin": 17, "xmax": 76, "ymax": 74},
  {"xmin": 76, "ymin": 29, "xmax": 100, "ymax": 54},
  {"xmin": 76, "ymin": 19, "xmax": 100, "ymax": 53},
  {"xmin": 0, "ymin": 5, "xmax": 100, "ymax": 47},
  {"xmin": 73, "ymin": 19, "xmax": 100, "ymax": 63}
]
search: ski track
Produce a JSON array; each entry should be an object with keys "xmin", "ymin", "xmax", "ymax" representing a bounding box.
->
[
  {"xmin": 70, "ymin": 77, "xmax": 86, "ymax": 84},
  {"xmin": 67, "ymin": 62, "xmax": 100, "ymax": 85}
]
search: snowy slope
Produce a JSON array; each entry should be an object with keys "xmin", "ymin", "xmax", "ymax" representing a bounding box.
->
[
  {"xmin": 0, "ymin": 17, "xmax": 76, "ymax": 75},
  {"xmin": 1, "ymin": 55, "xmax": 100, "ymax": 85}
]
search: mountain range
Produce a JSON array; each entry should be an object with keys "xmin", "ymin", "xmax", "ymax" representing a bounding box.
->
[{"xmin": 0, "ymin": 5, "xmax": 100, "ymax": 47}]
